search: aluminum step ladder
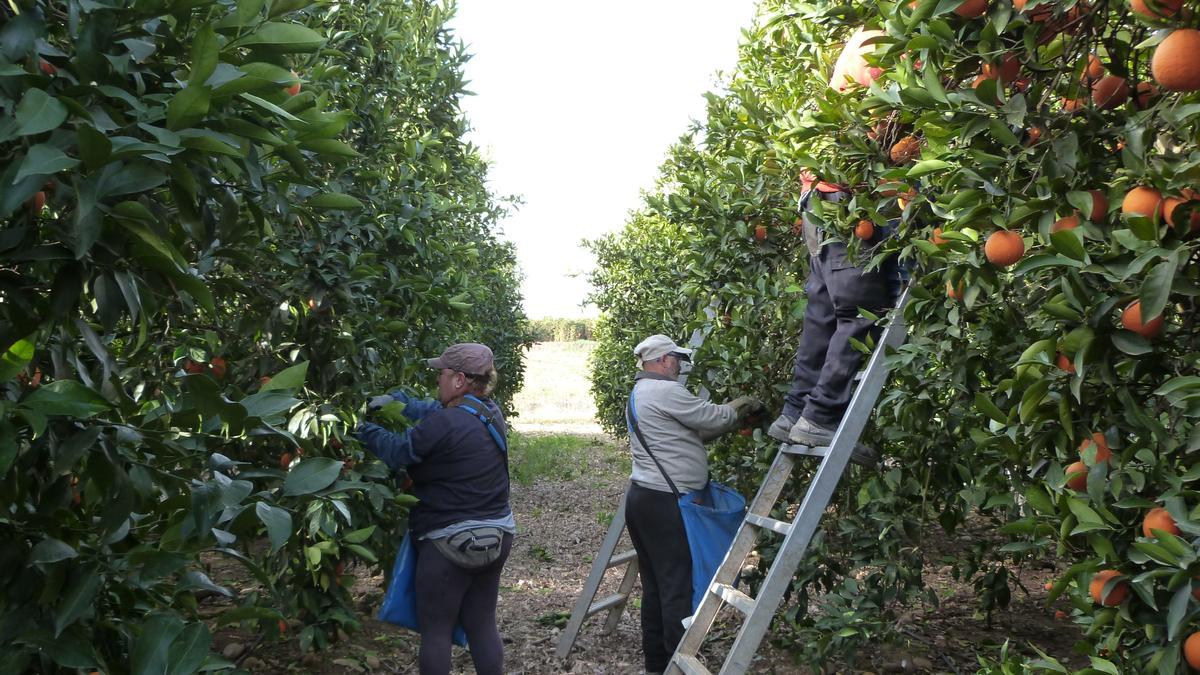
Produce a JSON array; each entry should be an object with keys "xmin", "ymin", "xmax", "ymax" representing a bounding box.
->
[
  {"xmin": 556, "ymin": 301, "xmax": 720, "ymax": 660},
  {"xmin": 667, "ymin": 288, "xmax": 910, "ymax": 675}
]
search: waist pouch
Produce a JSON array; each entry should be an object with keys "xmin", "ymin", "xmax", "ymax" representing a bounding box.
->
[{"xmin": 432, "ymin": 526, "xmax": 506, "ymax": 570}]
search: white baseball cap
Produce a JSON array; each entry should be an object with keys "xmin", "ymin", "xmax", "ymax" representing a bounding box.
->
[{"xmin": 634, "ymin": 334, "xmax": 693, "ymax": 368}]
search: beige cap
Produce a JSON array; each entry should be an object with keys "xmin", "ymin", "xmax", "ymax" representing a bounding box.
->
[
  {"xmin": 633, "ymin": 334, "xmax": 692, "ymax": 368},
  {"xmin": 427, "ymin": 343, "xmax": 494, "ymax": 375}
]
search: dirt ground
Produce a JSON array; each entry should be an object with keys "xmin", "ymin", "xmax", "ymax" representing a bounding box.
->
[{"xmin": 209, "ymin": 342, "xmax": 1084, "ymax": 674}]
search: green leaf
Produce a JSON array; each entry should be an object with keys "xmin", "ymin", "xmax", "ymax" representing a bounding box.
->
[
  {"xmin": 15, "ymin": 89, "xmax": 68, "ymax": 136},
  {"xmin": 306, "ymin": 192, "xmax": 364, "ymax": 210},
  {"xmin": 230, "ymin": 22, "xmax": 326, "ymax": 52},
  {"xmin": 15, "ymin": 144, "xmax": 80, "ymax": 182},
  {"xmin": 261, "ymin": 361, "xmax": 309, "ymax": 391},
  {"xmin": 974, "ymin": 392, "xmax": 1007, "ymax": 424},
  {"xmin": 1138, "ymin": 253, "xmax": 1179, "ymax": 323},
  {"xmin": 1167, "ymin": 582, "xmax": 1191, "ymax": 641},
  {"xmin": 77, "ymin": 126, "xmax": 112, "ymax": 169},
  {"xmin": 0, "ymin": 335, "xmax": 35, "ymax": 382},
  {"xmin": 54, "ymin": 565, "xmax": 101, "ymax": 637},
  {"xmin": 21, "ymin": 381, "xmax": 111, "ymax": 418},
  {"xmin": 342, "ymin": 525, "xmax": 376, "ymax": 544},
  {"xmin": 300, "ymin": 138, "xmax": 361, "ymax": 157},
  {"xmin": 166, "ymin": 85, "xmax": 212, "ymax": 131},
  {"xmin": 255, "ymin": 502, "xmax": 292, "ymax": 552},
  {"xmin": 30, "ymin": 538, "xmax": 77, "ymax": 564},
  {"xmin": 239, "ymin": 92, "xmax": 304, "ymax": 122},
  {"xmin": 1049, "ymin": 228, "xmax": 1086, "ymax": 262},
  {"xmin": 189, "ymin": 24, "xmax": 220, "ymax": 86},
  {"xmin": 1067, "ymin": 498, "xmax": 1108, "ymax": 532},
  {"xmin": 0, "ymin": 420, "xmax": 17, "ymax": 477},
  {"xmin": 130, "ymin": 613, "xmax": 185, "ymax": 675},
  {"xmin": 906, "ymin": 159, "xmax": 950, "ymax": 177},
  {"xmin": 165, "ymin": 622, "xmax": 212, "ymax": 675},
  {"xmin": 1111, "ymin": 331, "xmax": 1153, "ymax": 356},
  {"xmin": 282, "ymin": 458, "xmax": 344, "ymax": 496}
]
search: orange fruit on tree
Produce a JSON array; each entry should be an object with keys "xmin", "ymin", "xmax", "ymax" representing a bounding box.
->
[
  {"xmin": 954, "ymin": 0, "xmax": 990, "ymax": 17},
  {"xmin": 38, "ymin": 58, "xmax": 56, "ymax": 75},
  {"xmin": 279, "ymin": 452, "xmax": 293, "ymax": 469},
  {"xmin": 1065, "ymin": 460, "xmax": 1089, "ymax": 491},
  {"xmin": 1079, "ymin": 432, "xmax": 1111, "ymax": 463},
  {"xmin": 1014, "ymin": 0, "xmax": 1054, "ymax": 20},
  {"xmin": 1081, "ymin": 53, "xmax": 1105, "ymax": 84},
  {"xmin": 1054, "ymin": 609, "xmax": 1068, "ymax": 620},
  {"xmin": 984, "ymin": 230, "xmax": 1025, "ymax": 267},
  {"xmin": 946, "ymin": 280, "xmax": 965, "ymax": 300},
  {"xmin": 1024, "ymin": 125, "xmax": 1044, "ymax": 145},
  {"xmin": 855, "ymin": 219, "xmax": 875, "ymax": 240},
  {"xmin": 1142, "ymin": 507, "xmax": 1181, "ymax": 538},
  {"xmin": 1056, "ymin": 353, "xmax": 1076, "ymax": 373},
  {"xmin": 1088, "ymin": 190, "xmax": 1108, "ymax": 221},
  {"xmin": 981, "ymin": 54, "xmax": 1020, "ymax": 83},
  {"xmin": 1089, "ymin": 570, "xmax": 1128, "ymax": 606},
  {"xmin": 29, "ymin": 191, "xmax": 46, "ymax": 213},
  {"xmin": 1152, "ymin": 30, "xmax": 1200, "ymax": 92},
  {"xmin": 1186, "ymin": 632, "xmax": 1200, "ymax": 670},
  {"xmin": 1091, "ymin": 75, "xmax": 1129, "ymax": 110},
  {"xmin": 1130, "ymin": 0, "xmax": 1182, "ymax": 18},
  {"xmin": 1044, "ymin": 580, "xmax": 1054, "ymax": 591},
  {"xmin": 1061, "ymin": 97, "xmax": 1087, "ymax": 114},
  {"xmin": 1134, "ymin": 81, "xmax": 1159, "ymax": 109},
  {"xmin": 210, "ymin": 356, "xmax": 227, "ymax": 379},
  {"xmin": 1122, "ymin": 186, "xmax": 1163, "ymax": 219},
  {"xmin": 1163, "ymin": 196, "xmax": 1200, "ymax": 230},
  {"xmin": 1121, "ymin": 299, "xmax": 1164, "ymax": 338},
  {"xmin": 932, "ymin": 227, "xmax": 949, "ymax": 245},
  {"xmin": 285, "ymin": 70, "xmax": 302, "ymax": 96},
  {"xmin": 1051, "ymin": 214, "xmax": 1080, "ymax": 233},
  {"xmin": 754, "ymin": 223, "xmax": 768, "ymax": 241},
  {"xmin": 890, "ymin": 135, "xmax": 921, "ymax": 164}
]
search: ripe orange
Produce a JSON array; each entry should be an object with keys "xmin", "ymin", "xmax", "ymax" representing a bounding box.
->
[
  {"xmin": 1134, "ymin": 81, "xmax": 1159, "ymax": 109},
  {"xmin": 1050, "ymin": 214, "xmax": 1080, "ymax": 233},
  {"xmin": 1121, "ymin": 299, "xmax": 1164, "ymax": 338},
  {"xmin": 890, "ymin": 136, "xmax": 921, "ymax": 164},
  {"xmin": 183, "ymin": 359, "xmax": 205, "ymax": 375},
  {"xmin": 279, "ymin": 452, "xmax": 293, "ymax": 469},
  {"xmin": 29, "ymin": 191, "xmax": 46, "ymax": 213},
  {"xmin": 1130, "ymin": 0, "xmax": 1182, "ymax": 18},
  {"xmin": 1079, "ymin": 433, "xmax": 1110, "ymax": 463},
  {"xmin": 1065, "ymin": 460, "xmax": 1089, "ymax": 491},
  {"xmin": 1054, "ymin": 609, "xmax": 1068, "ymax": 620},
  {"xmin": 1088, "ymin": 190, "xmax": 1108, "ymax": 221},
  {"xmin": 1122, "ymin": 186, "xmax": 1163, "ymax": 219},
  {"xmin": 1056, "ymin": 353, "xmax": 1075, "ymax": 373},
  {"xmin": 1089, "ymin": 570, "xmax": 1128, "ymax": 606},
  {"xmin": 210, "ymin": 356, "xmax": 227, "ymax": 379},
  {"xmin": 981, "ymin": 54, "xmax": 1020, "ymax": 83},
  {"xmin": 1091, "ymin": 75, "xmax": 1129, "ymax": 110},
  {"xmin": 1163, "ymin": 196, "xmax": 1200, "ymax": 230},
  {"xmin": 1186, "ymin": 632, "xmax": 1200, "ymax": 670},
  {"xmin": 285, "ymin": 70, "xmax": 302, "ymax": 96},
  {"xmin": 1081, "ymin": 54, "xmax": 1105, "ymax": 84},
  {"xmin": 278, "ymin": 619, "xmax": 288, "ymax": 634},
  {"xmin": 754, "ymin": 223, "xmax": 768, "ymax": 241},
  {"xmin": 1062, "ymin": 97, "xmax": 1087, "ymax": 114},
  {"xmin": 1044, "ymin": 581, "xmax": 1054, "ymax": 591},
  {"xmin": 1014, "ymin": 0, "xmax": 1054, "ymax": 20},
  {"xmin": 954, "ymin": 0, "xmax": 990, "ymax": 17},
  {"xmin": 1152, "ymin": 30, "xmax": 1200, "ymax": 92},
  {"xmin": 1142, "ymin": 506, "xmax": 1181, "ymax": 538},
  {"xmin": 1024, "ymin": 125, "xmax": 1044, "ymax": 145},
  {"xmin": 855, "ymin": 219, "xmax": 875, "ymax": 240},
  {"xmin": 946, "ymin": 280, "xmax": 965, "ymax": 300},
  {"xmin": 984, "ymin": 230, "xmax": 1025, "ymax": 267},
  {"xmin": 38, "ymin": 58, "xmax": 56, "ymax": 75},
  {"xmin": 738, "ymin": 427, "xmax": 753, "ymax": 437},
  {"xmin": 932, "ymin": 227, "xmax": 948, "ymax": 245}
]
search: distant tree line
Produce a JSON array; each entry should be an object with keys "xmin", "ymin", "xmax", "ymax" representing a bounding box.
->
[{"xmin": 529, "ymin": 318, "xmax": 596, "ymax": 342}]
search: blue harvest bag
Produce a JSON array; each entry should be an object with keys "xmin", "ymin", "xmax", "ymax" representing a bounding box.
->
[
  {"xmin": 679, "ymin": 482, "xmax": 746, "ymax": 610},
  {"xmin": 378, "ymin": 532, "xmax": 468, "ymax": 647}
]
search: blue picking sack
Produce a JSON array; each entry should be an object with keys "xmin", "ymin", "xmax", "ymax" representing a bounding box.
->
[
  {"xmin": 378, "ymin": 532, "xmax": 468, "ymax": 647},
  {"xmin": 678, "ymin": 482, "xmax": 746, "ymax": 610}
]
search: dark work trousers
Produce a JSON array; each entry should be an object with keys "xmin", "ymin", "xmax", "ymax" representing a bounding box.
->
[
  {"xmin": 414, "ymin": 533, "xmax": 514, "ymax": 675},
  {"xmin": 625, "ymin": 482, "xmax": 692, "ymax": 673},
  {"xmin": 783, "ymin": 234, "xmax": 903, "ymax": 428}
]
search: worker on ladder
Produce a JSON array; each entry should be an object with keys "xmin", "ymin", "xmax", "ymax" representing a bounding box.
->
[
  {"xmin": 765, "ymin": 27, "xmax": 906, "ymax": 464},
  {"xmin": 625, "ymin": 334, "xmax": 762, "ymax": 675}
]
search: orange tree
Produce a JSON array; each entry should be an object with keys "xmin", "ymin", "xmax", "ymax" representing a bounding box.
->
[
  {"xmin": 588, "ymin": 0, "xmax": 1200, "ymax": 670},
  {"xmin": 0, "ymin": 0, "xmax": 529, "ymax": 671}
]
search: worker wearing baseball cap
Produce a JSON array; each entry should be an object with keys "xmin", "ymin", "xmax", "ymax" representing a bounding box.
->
[
  {"xmin": 356, "ymin": 342, "xmax": 513, "ymax": 675},
  {"xmin": 625, "ymin": 334, "xmax": 761, "ymax": 675}
]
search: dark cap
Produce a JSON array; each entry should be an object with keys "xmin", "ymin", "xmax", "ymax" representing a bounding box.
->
[{"xmin": 426, "ymin": 343, "xmax": 494, "ymax": 375}]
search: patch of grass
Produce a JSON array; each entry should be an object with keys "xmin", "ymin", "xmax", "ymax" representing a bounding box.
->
[
  {"xmin": 508, "ymin": 431, "xmax": 594, "ymax": 486},
  {"xmin": 529, "ymin": 544, "xmax": 555, "ymax": 562}
]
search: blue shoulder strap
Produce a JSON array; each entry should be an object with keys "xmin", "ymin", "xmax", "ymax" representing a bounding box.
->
[{"xmin": 457, "ymin": 394, "xmax": 507, "ymax": 454}]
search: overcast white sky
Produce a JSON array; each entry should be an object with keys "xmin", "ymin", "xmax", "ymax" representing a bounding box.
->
[{"xmin": 449, "ymin": 1, "xmax": 758, "ymax": 319}]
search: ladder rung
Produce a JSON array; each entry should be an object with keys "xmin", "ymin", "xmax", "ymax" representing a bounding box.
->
[
  {"xmin": 585, "ymin": 593, "xmax": 628, "ymax": 617},
  {"xmin": 745, "ymin": 512, "xmax": 792, "ymax": 535},
  {"xmin": 673, "ymin": 653, "xmax": 712, "ymax": 675},
  {"xmin": 605, "ymin": 549, "xmax": 637, "ymax": 568},
  {"xmin": 710, "ymin": 582, "xmax": 756, "ymax": 615},
  {"xmin": 780, "ymin": 443, "xmax": 828, "ymax": 457}
]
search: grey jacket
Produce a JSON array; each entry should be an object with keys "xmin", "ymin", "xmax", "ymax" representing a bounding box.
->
[{"xmin": 627, "ymin": 372, "xmax": 740, "ymax": 494}]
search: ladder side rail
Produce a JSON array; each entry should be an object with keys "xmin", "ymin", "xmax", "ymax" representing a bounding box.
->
[
  {"xmin": 718, "ymin": 292, "xmax": 911, "ymax": 674},
  {"xmin": 556, "ymin": 488, "xmax": 634, "ymax": 658},
  {"xmin": 602, "ymin": 557, "xmax": 640, "ymax": 634}
]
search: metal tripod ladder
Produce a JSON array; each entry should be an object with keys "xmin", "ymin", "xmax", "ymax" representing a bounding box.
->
[{"xmin": 667, "ymin": 288, "xmax": 910, "ymax": 674}]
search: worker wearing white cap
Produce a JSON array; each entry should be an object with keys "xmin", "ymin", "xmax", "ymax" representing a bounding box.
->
[{"xmin": 625, "ymin": 333, "xmax": 761, "ymax": 675}]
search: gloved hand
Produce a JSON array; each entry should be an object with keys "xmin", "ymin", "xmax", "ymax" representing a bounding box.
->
[
  {"xmin": 367, "ymin": 394, "xmax": 394, "ymax": 411},
  {"xmin": 728, "ymin": 396, "xmax": 765, "ymax": 417}
]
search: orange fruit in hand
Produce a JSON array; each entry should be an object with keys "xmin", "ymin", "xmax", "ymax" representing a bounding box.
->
[
  {"xmin": 854, "ymin": 219, "xmax": 875, "ymax": 240},
  {"xmin": 1122, "ymin": 186, "xmax": 1163, "ymax": 219},
  {"xmin": 1121, "ymin": 300, "xmax": 1164, "ymax": 338},
  {"xmin": 1186, "ymin": 632, "xmax": 1200, "ymax": 670},
  {"xmin": 1065, "ymin": 460, "xmax": 1089, "ymax": 491},
  {"xmin": 1089, "ymin": 570, "xmax": 1128, "ymax": 606},
  {"xmin": 984, "ymin": 230, "xmax": 1025, "ymax": 267},
  {"xmin": 1050, "ymin": 214, "xmax": 1080, "ymax": 233},
  {"xmin": 1142, "ymin": 507, "xmax": 1181, "ymax": 538},
  {"xmin": 1153, "ymin": 30, "xmax": 1200, "ymax": 92},
  {"xmin": 1079, "ymin": 432, "xmax": 1110, "ymax": 463}
]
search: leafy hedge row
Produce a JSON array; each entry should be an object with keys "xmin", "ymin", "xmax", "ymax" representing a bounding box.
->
[
  {"xmin": 0, "ymin": 0, "xmax": 530, "ymax": 671},
  {"xmin": 589, "ymin": 0, "xmax": 1200, "ymax": 670}
]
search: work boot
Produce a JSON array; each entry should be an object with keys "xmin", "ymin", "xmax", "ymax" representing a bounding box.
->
[
  {"xmin": 767, "ymin": 414, "xmax": 795, "ymax": 442},
  {"xmin": 788, "ymin": 417, "xmax": 880, "ymax": 467}
]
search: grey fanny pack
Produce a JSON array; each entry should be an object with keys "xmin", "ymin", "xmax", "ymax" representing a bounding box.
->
[{"xmin": 432, "ymin": 526, "xmax": 506, "ymax": 570}]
